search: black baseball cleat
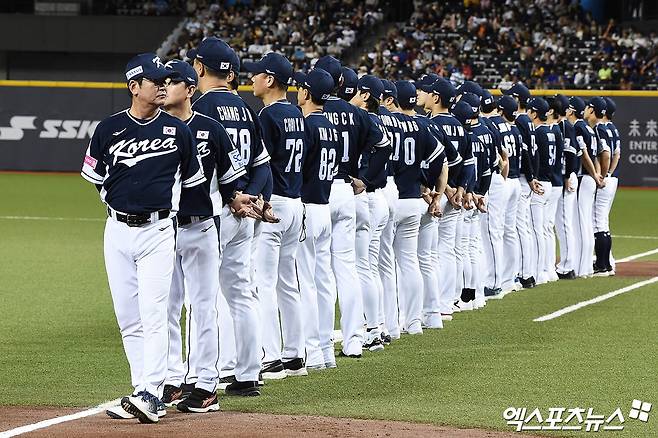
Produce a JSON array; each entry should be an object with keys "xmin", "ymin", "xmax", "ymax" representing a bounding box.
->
[
  {"xmin": 557, "ymin": 270, "xmax": 576, "ymax": 280},
  {"xmin": 283, "ymin": 357, "xmax": 308, "ymax": 376},
  {"xmin": 484, "ymin": 287, "xmax": 503, "ymax": 300},
  {"xmin": 225, "ymin": 380, "xmax": 261, "ymax": 396},
  {"xmin": 162, "ymin": 384, "xmax": 184, "ymax": 407},
  {"xmin": 218, "ymin": 375, "xmax": 236, "ymax": 390},
  {"xmin": 519, "ymin": 276, "xmax": 536, "ymax": 289},
  {"xmin": 338, "ymin": 351, "xmax": 362, "ymax": 359},
  {"xmin": 257, "ymin": 373, "xmax": 264, "ymax": 386},
  {"xmin": 380, "ymin": 333, "xmax": 392, "ymax": 345},
  {"xmin": 176, "ymin": 387, "xmax": 220, "ymax": 413},
  {"xmin": 261, "ymin": 359, "xmax": 287, "ymax": 380}
]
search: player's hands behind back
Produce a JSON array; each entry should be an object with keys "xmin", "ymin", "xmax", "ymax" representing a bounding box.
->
[{"xmin": 230, "ymin": 192, "xmax": 262, "ymax": 220}]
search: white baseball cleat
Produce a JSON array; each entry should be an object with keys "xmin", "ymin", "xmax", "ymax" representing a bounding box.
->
[
  {"xmin": 453, "ymin": 300, "xmax": 474, "ymax": 312},
  {"xmin": 106, "ymin": 405, "xmax": 135, "ymax": 420}
]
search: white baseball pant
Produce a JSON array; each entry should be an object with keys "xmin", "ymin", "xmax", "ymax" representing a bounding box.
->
[
  {"xmin": 501, "ymin": 177, "xmax": 521, "ymax": 290},
  {"xmin": 577, "ymin": 175, "xmax": 597, "ymax": 277},
  {"xmin": 516, "ymin": 176, "xmax": 535, "ymax": 281},
  {"xmin": 329, "ymin": 180, "xmax": 364, "ymax": 355},
  {"xmin": 529, "ymin": 181, "xmax": 552, "ymax": 283},
  {"xmin": 298, "ymin": 203, "xmax": 336, "ymax": 368},
  {"xmin": 355, "ymin": 191, "xmax": 378, "ymax": 330},
  {"xmin": 437, "ymin": 197, "xmax": 460, "ymax": 315},
  {"xmin": 394, "ymin": 198, "xmax": 426, "ymax": 334},
  {"xmin": 166, "ymin": 217, "xmax": 220, "ymax": 393},
  {"xmin": 379, "ymin": 178, "xmax": 399, "ymax": 337},
  {"xmin": 419, "ymin": 210, "xmax": 441, "ymax": 327},
  {"xmin": 104, "ymin": 216, "xmax": 175, "ymax": 397},
  {"xmin": 480, "ymin": 173, "xmax": 506, "ymax": 290},
  {"xmin": 594, "ymin": 176, "xmax": 618, "ymax": 233},
  {"xmin": 466, "ymin": 209, "xmax": 483, "ymax": 300},
  {"xmin": 367, "ymin": 189, "xmax": 389, "ymax": 336},
  {"xmin": 556, "ymin": 175, "xmax": 579, "ymax": 275},
  {"xmin": 255, "ymin": 195, "xmax": 305, "ymax": 363},
  {"xmin": 454, "ymin": 207, "xmax": 470, "ymax": 302},
  {"xmin": 542, "ymin": 185, "xmax": 563, "ymax": 279}
]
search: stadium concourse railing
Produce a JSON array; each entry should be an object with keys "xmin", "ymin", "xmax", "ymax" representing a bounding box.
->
[{"xmin": 0, "ymin": 80, "xmax": 657, "ymax": 187}]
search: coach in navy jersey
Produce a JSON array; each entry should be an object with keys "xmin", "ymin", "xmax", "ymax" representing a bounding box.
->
[
  {"xmin": 160, "ymin": 60, "xmax": 254, "ymax": 408},
  {"xmin": 82, "ymin": 53, "xmax": 205, "ymax": 423},
  {"xmin": 315, "ymin": 56, "xmax": 388, "ymax": 357},
  {"xmin": 294, "ymin": 68, "xmax": 341, "ymax": 368},
  {"xmin": 245, "ymin": 52, "xmax": 308, "ymax": 377},
  {"xmin": 188, "ymin": 37, "xmax": 271, "ymax": 389}
]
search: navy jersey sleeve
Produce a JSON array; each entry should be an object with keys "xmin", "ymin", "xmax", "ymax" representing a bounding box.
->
[
  {"xmin": 595, "ymin": 124, "xmax": 612, "ymax": 155},
  {"xmin": 81, "ymin": 122, "xmax": 107, "ymax": 185},
  {"xmin": 179, "ymin": 124, "xmax": 206, "ymax": 189},
  {"xmin": 535, "ymin": 128, "xmax": 551, "ymax": 181},
  {"xmin": 214, "ymin": 122, "xmax": 246, "ymax": 185},
  {"xmin": 360, "ymin": 114, "xmax": 392, "ymax": 189},
  {"xmin": 258, "ymin": 107, "xmax": 279, "ymax": 157},
  {"xmin": 358, "ymin": 109, "xmax": 389, "ymax": 153}
]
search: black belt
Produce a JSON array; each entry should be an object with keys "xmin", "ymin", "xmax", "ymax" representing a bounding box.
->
[
  {"xmin": 108, "ymin": 208, "xmax": 170, "ymax": 227},
  {"xmin": 177, "ymin": 215, "xmax": 212, "ymax": 226}
]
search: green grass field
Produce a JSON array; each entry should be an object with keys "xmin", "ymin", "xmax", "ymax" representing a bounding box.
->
[{"xmin": 1, "ymin": 174, "xmax": 656, "ymax": 437}]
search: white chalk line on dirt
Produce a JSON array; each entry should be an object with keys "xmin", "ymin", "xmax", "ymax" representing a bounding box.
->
[
  {"xmin": 616, "ymin": 247, "xmax": 658, "ymax": 263},
  {"xmin": 534, "ymin": 276, "xmax": 658, "ymax": 322},
  {"xmin": 0, "ymin": 398, "xmax": 121, "ymax": 438},
  {"xmin": 0, "ymin": 215, "xmax": 104, "ymax": 222}
]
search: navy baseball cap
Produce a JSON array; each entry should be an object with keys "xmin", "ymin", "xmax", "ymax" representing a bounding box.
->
[
  {"xmin": 457, "ymin": 80, "xmax": 484, "ymax": 97},
  {"xmin": 243, "ymin": 52, "xmax": 293, "ymax": 85},
  {"xmin": 415, "ymin": 73, "xmax": 440, "ymax": 92},
  {"xmin": 451, "ymin": 100, "xmax": 477, "ymax": 125},
  {"xmin": 430, "ymin": 77, "xmax": 456, "ymax": 103},
  {"xmin": 497, "ymin": 95, "xmax": 518, "ymax": 120},
  {"xmin": 568, "ymin": 96, "xmax": 586, "ymax": 118},
  {"xmin": 528, "ymin": 97, "xmax": 550, "ymax": 118},
  {"xmin": 395, "ymin": 80, "xmax": 417, "ymax": 107},
  {"xmin": 603, "ymin": 97, "xmax": 616, "ymax": 116},
  {"xmin": 229, "ymin": 50, "xmax": 240, "ymax": 73},
  {"xmin": 315, "ymin": 56, "xmax": 342, "ymax": 87},
  {"xmin": 357, "ymin": 75, "xmax": 384, "ymax": 100},
  {"xmin": 294, "ymin": 68, "xmax": 334, "ymax": 102},
  {"xmin": 551, "ymin": 94, "xmax": 569, "ymax": 116},
  {"xmin": 587, "ymin": 97, "xmax": 607, "ymax": 118},
  {"xmin": 164, "ymin": 59, "xmax": 197, "ymax": 86},
  {"xmin": 338, "ymin": 67, "xmax": 358, "ymax": 99},
  {"xmin": 125, "ymin": 53, "xmax": 175, "ymax": 84},
  {"xmin": 459, "ymin": 92, "xmax": 481, "ymax": 112},
  {"xmin": 187, "ymin": 37, "xmax": 235, "ymax": 73},
  {"xmin": 381, "ymin": 79, "xmax": 398, "ymax": 99},
  {"xmin": 481, "ymin": 89, "xmax": 496, "ymax": 112},
  {"xmin": 503, "ymin": 82, "xmax": 531, "ymax": 104}
]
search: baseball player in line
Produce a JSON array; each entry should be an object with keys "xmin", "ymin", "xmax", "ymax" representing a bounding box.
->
[
  {"xmin": 83, "ymin": 54, "xmax": 206, "ymax": 423},
  {"xmin": 189, "ymin": 38, "xmax": 271, "ymax": 393},
  {"xmin": 295, "ymin": 68, "xmax": 341, "ymax": 368}
]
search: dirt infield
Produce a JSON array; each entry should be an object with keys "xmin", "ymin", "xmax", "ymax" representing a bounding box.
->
[
  {"xmin": 616, "ymin": 261, "xmax": 658, "ymax": 277},
  {"xmin": 0, "ymin": 407, "xmax": 545, "ymax": 438}
]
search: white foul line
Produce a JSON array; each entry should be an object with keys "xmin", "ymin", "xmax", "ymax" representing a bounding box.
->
[
  {"xmin": 534, "ymin": 276, "xmax": 658, "ymax": 322},
  {"xmin": 0, "ymin": 215, "xmax": 104, "ymax": 222},
  {"xmin": 613, "ymin": 234, "xmax": 658, "ymax": 240},
  {"xmin": 0, "ymin": 398, "xmax": 121, "ymax": 438},
  {"xmin": 616, "ymin": 247, "xmax": 658, "ymax": 263}
]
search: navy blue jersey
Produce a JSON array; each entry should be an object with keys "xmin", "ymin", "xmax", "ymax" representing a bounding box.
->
[
  {"xmin": 390, "ymin": 112, "xmax": 446, "ymax": 199},
  {"xmin": 534, "ymin": 124, "xmax": 558, "ymax": 182},
  {"xmin": 515, "ymin": 112, "xmax": 536, "ymax": 178},
  {"xmin": 430, "ymin": 113, "xmax": 472, "ymax": 189},
  {"xmin": 606, "ymin": 121, "xmax": 621, "ymax": 177},
  {"xmin": 573, "ymin": 119, "xmax": 599, "ymax": 176},
  {"xmin": 323, "ymin": 96, "xmax": 388, "ymax": 180},
  {"xmin": 464, "ymin": 125, "xmax": 490, "ymax": 195},
  {"xmin": 179, "ymin": 112, "xmax": 246, "ymax": 216},
  {"xmin": 301, "ymin": 112, "xmax": 340, "ymax": 204},
  {"xmin": 482, "ymin": 116, "xmax": 502, "ymax": 172},
  {"xmin": 258, "ymin": 100, "xmax": 306, "ymax": 198},
  {"xmin": 358, "ymin": 112, "xmax": 392, "ymax": 191},
  {"xmin": 420, "ymin": 116, "xmax": 461, "ymax": 170},
  {"xmin": 191, "ymin": 88, "xmax": 271, "ymax": 191},
  {"xmin": 470, "ymin": 122, "xmax": 496, "ymax": 175},
  {"xmin": 549, "ymin": 123, "xmax": 565, "ymax": 186},
  {"xmin": 378, "ymin": 106, "xmax": 403, "ymax": 177},
  {"xmin": 81, "ymin": 109, "xmax": 204, "ymax": 214},
  {"xmin": 559, "ymin": 118, "xmax": 578, "ymax": 177},
  {"xmin": 489, "ymin": 115, "xmax": 523, "ymax": 179}
]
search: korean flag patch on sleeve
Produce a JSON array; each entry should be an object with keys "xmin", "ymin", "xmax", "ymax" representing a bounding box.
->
[
  {"xmin": 228, "ymin": 149, "xmax": 244, "ymax": 170},
  {"xmin": 163, "ymin": 126, "xmax": 176, "ymax": 136},
  {"xmin": 196, "ymin": 130, "xmax": 209, "ymax": 139}
]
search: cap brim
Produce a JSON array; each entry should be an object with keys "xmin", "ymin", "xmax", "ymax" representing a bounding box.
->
[
  {"xmin": 146, "ymin": 68, "xmax": 177, "ymax": 82},
  {"xmin": 186, "ymin": 48, "xmax": 198, "ymax": 60},
  {"xmin": 242, "ymin": 60, "xmax": 266, "ymax": 74},
  {"xmin": 293, "ymin": 71, "xmax": 307, "ymax": 85}
]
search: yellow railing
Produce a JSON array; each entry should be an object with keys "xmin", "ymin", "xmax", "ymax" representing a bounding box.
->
[{"xmin": 1, "ymin": 80, "xmax": 657, "ymax": 97}]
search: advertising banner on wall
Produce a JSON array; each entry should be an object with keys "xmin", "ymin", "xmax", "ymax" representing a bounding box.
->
[{"xmin": 0, "ymin": 85, "xmax": 656, "ymax": 186}]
